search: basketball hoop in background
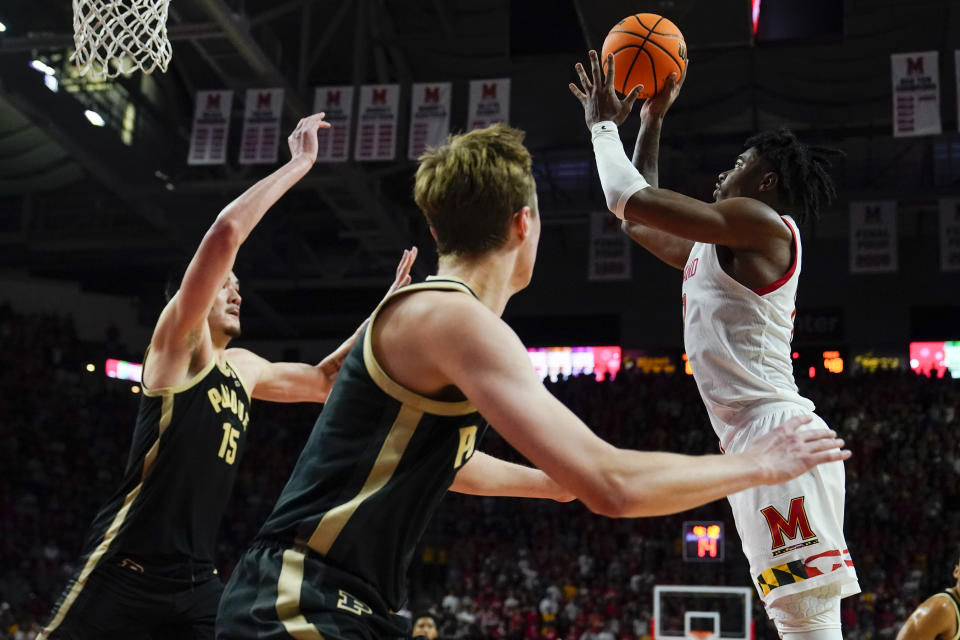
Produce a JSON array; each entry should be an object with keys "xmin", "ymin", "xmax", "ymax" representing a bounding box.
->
[
  {"xmin": 688, "ymin": 630, "xmax": 717, "ymax": 640},
  {"xmin": 72, "ymin": 0, "xmax": 172, "ymax": 79}
]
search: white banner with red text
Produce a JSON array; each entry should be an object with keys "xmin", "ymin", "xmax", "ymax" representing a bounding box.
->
[
  {"xmin": 467, "ymin": 78, "xmax": 510, "ymax": 131},
  {"xmin": 239, "ymin": 88, "xmax": 284, "ymax": 165},
  {"xmin": 187, "ymin": 90, "xmax": 233, "ymax": 166},
  {"xmin": 850, "ymin": 201, "xmax": 898, "ymax": 274},
  {"xmin": 354, "ymin": 84, "xmax": 400, "ymax": 161},
  {"xmin": 589, "ymin": 211, "xmax": 632, "ymax": 281},
  {"xmin": 313, "ymin": 86, "xmax": 353, "ymax": 163},
  {"xmin": 408, "ymin": 82, "xmax": 452, "ymax": 160},
  {"xmin": 891, "ymin": 51, "xmax": 941, "ymax": 137}
]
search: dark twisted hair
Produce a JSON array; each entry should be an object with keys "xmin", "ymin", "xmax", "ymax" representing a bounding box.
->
[{"xmin": 744, "ymin": 127, "xmax": 844, "ymax": 224}]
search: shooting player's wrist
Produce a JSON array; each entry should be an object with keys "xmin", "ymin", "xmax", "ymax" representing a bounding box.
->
[
  {"xmin": 591, "ymin": 121, "xmax": 650, "ymax": 219},
  {"xmin": 287, "ymin": 154, "xmax": 314, "ymax": 172}
]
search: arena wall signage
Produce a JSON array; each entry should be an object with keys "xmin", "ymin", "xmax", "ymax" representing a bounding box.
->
[
  {"xmin": 938, "ymin": 198, "xmax": 960, "ymax": 272},
  {"xmin": 588, "ymin": 211, "xmax": 632, "ymax": 281},
  {"xmin": 313, "ymin": 86, "xmax": 353, "ymax": 163},
  {"xmin": 238, "ymin": 88, "xmax": 284, "ymax": 165},
  {"xmin": 467, "ymin": 78, "xmax": 510, "ymax": 130},
  {"xmin": 849, "ymin": 201, "xmax": 898, "ymax": 274},
  {"xmin": 354, "ymin": 84, "xmax": 400, "ymax": 162},
  {"xmin": 891, "ymin": 51, "xmax": 941, "ymax": 137},
  {"xmin": 187, "ymin": 90, "xmax": 232, "ymax": 166},
  {"xmin": 408, "ymin": 82, "xmax": 452, "ymax": 160}
]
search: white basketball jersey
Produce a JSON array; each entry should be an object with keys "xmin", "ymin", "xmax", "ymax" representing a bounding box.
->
[{"xmin": 681, "ymin": 215, "xmax": 814, "ymax": 450}]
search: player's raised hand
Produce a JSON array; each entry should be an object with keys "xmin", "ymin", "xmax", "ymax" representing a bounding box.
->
[
  {"xmin": 568, "ymin": 50, "xmax": 643, "ymax": 129},
  {"xmin": 380, "ymin": 247, "xmax": 418, "ymax": 303},
  {"xmin": 640, "ymin": 62, "xmax": 688, "ymax": 122},
  {"xmin": 287, "ymin": 112, "xmax": 332, "ymax": 164},
  {"xmin": 316, "ymin": 247, "xmax": 418, "ymax": 390},
  {"xmin": 743, "ymin": 416, "xmax": 851, "ymax": 485}
]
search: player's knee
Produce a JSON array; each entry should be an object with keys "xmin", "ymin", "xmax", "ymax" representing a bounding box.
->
[{"xmin": 768, "ymin": 585, "xmax": 842, "ymax": 639}]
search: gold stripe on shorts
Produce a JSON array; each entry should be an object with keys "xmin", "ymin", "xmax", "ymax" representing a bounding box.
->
[{"xmin": 276, "ymin": 549, "xmax": 324, "ymax": 640}]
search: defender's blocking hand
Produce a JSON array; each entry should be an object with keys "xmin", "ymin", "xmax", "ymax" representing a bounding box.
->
[
  {"xmin": 381, "ymin": 247, "xmax": 418, "ymax": 303},
  {"xmin": 743, "ymin": 416, "xmax": 851, "ymax": 486}
]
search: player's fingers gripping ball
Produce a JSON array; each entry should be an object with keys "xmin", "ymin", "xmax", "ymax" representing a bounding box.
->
[{"xmin": 601, "ymin": 13, "xmax": 688, "ymax": 99}]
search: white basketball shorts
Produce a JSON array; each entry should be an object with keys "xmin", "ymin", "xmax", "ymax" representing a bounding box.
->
[{"xmin": 723, "ymin": 407, "xmax": 860, "ymax": 609}]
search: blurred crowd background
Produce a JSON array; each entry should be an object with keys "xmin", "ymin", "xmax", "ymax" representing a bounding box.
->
[{"xmin": 1, "ymin": 306, "xmax": 958, "ymax": 639}]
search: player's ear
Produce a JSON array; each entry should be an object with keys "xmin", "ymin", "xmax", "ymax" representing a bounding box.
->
[
  {"xmin": 429, "ymin": 227, "xmax": 438, "ymax": 242},
  {"xmin": 513, "ymin": 206, "xmax": 533, "ymax": 240},
  {"xmin": 758, "ymin": 171, "xmax": 779, "ymax": 193}
]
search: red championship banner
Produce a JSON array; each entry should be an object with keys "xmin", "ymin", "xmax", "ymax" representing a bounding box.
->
[
  {"xmin": 354, "ymin": 84, "xmax": 399, "ymax": 161},
  {"xmin": 849, "ymin": 201, "xmax": 898, "ymax": 274},
  {"xmin": 891, "ymin": 51, "xmax": 941, "ymax": 137},
  {"xmin": 239, "ymin": 88, "xmax": 284, "ymax": 165},
  {"xmin": 313, "ymin": 86, "xmax": 353, "ymax": 163},
  {"xmin": 187, "ymin": 90, "xmax": 233, "ymax": 166},
  {"xmin": 467, "ymin": 78, "xmax": 510, "ymax": 130},
  {"xmin": 939, "ymin": 198, "xmax": 960, "ymax": 272},
  {"xmin": 588, "ymin": 211, "xmax": 631, "ymax": 281},
  {"xmin": 408, "ymin": 82, "xmax": 452, "ymax": 160}
]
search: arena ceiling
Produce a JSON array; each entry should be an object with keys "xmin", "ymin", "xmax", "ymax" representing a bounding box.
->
[{"xmin": 0, "ymin": 0, "xmax": 957, "ymax": 340}]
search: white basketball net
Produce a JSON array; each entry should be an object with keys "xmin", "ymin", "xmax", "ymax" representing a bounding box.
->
[{"xmin": 72, "ymin": 0, "xmax": 173, "ymax": 79}]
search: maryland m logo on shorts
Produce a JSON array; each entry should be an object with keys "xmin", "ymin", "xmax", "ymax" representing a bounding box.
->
[{"xmin": 760, "ymin": 496, "xmax": 819, "ymax": 557}]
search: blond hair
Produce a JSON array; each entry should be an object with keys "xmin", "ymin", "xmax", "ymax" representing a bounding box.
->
[{"xmin": 414, "ymin": 123, "xmax": 536, "ymax": 256}]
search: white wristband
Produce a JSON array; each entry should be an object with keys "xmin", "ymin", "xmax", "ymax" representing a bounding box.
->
[{"xmin": 591, "ymin": 121, "xmax": 649, "ymax": 219}]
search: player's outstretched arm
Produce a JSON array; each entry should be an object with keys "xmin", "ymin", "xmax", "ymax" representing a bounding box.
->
[
  {"xmin": 895, "ymin": 596, "xmax": 956, "ymax": 640},
  {"xmin": 228, "ymin": 248, "xmax": 416, "ymax": 403},
  {"xmin": 620, "ymin": 220, "xmax": 693, "ymax": 270},
  {"xmin": 570, "ymin": 50, "xmax": 788, "ymax": 252},
  {"xmin": 152, "ymin": 114, "xmax": 330, "ymax": 353},
  {"xmin": 450, "ymin": 451, "xmax": 575, "ymax": 502},
  {"xmin": 430, "ymin": 301, "xmax": 849, "ymax": 517}
]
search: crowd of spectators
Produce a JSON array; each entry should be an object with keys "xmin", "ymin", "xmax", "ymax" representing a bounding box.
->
[{"xmin": 1, "ymin": 304, "xmax": 958, "ymax": 640}]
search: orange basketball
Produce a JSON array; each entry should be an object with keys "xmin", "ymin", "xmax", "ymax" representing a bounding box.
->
[{"xmin": 601, "ymin": 13, "xmax": 688, "ymax": 99}]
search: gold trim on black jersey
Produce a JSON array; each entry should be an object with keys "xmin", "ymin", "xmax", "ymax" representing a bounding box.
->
[
  {"xmin": 140, "ymin": 394, "xmax": 174, "ymax": 481},
  {"xmin": 141, "ymin": 347, "xmax": 218, "ymax": 398},
  {"xmin": 307, "ymin": 404, "xmax": 423, "ymax": 554},
  {"xmin": 362, "ymin": 280, "xmax": 477, "ymax": 417},
  {"xmin": 223, "ymin": 356, "xmax": 253, "ymax": 401},
  {"xmin": 935, "ymin": 589, "xmax": 960, "ymax": 640},
  {"xmin": 277, "ymin": 549, "xmax": 324, "ymax": 639}
]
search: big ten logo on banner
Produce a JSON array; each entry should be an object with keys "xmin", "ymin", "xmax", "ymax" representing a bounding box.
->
[
  {"xmin": 468, "ymin": 78, "xmax": 510, "ymax": 131},
  {"xmin": 793, "ymin": 308, "xmax": 844, "ymax": 343},
  {"xmin": 313, "ymin": 86, "xmax": 353, "ymax": 163},
  {"xmin": 239, "ymin": 89, "xmax": 284, "ymax": 165},
  {"xmin": 939, "ymin": 198, "xmax": 960, "ymax": 272},
  {"xmin": 891, "ymin": 51, "xmax": 941, "ymax": 137},
  {"xmin": 188, "ymin": 90, "xmax": 233, "ymax": 166},
  {"xmin": 589, "ymin": 211, "xmax": 631, "ymax": 281},
  {"xmin": 354, "ymin": 84, "xmax": 400, "ymax": 162},
  {"xmin": 408, "ymin": 83, "xmax": 452, "ymax": 160},
  {"xmin": 850, "ymin": 201, "xmax": 898, "ymax": 274}
]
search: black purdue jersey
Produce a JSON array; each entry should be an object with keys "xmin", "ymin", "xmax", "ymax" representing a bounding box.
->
[
  {"xmin": 257, "ymin": 278, "xmax": 489, "ymax": 610},
  {"xmin": 77, "ymin": 355, "xmax": 252, "ymax": 567}
]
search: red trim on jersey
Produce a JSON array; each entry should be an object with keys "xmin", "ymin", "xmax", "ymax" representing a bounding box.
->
[{"xmin": 753, "ymin": 217, "xmax": 797, "ymax": 296}]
